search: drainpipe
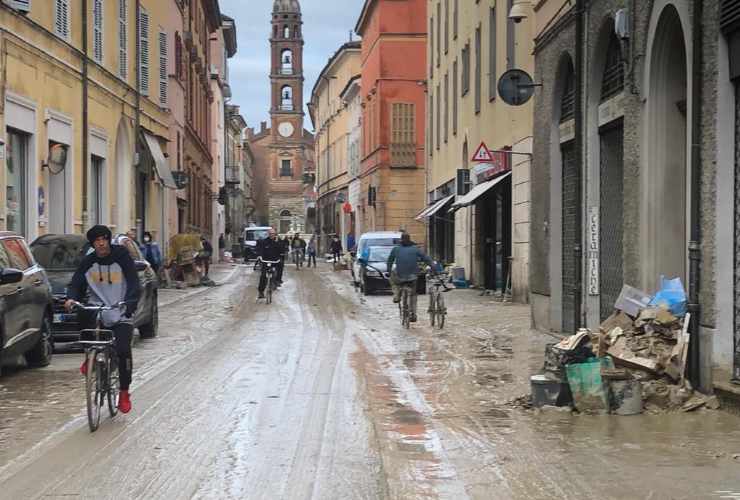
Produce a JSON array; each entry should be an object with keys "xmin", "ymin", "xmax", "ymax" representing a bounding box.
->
[
  {"xmin": 687, "ymin": 0, "xmax": 704, "ymax": 390},
  {"xmin": 82, "ymin": 0, "xmax": 89, "ymax": 230},
  {"xmin": 573, "ymin": 0, "xmax": 585, "ymax": 331},
  {"xmin": 134, "ymin": 0, "xmax": 141, "ymax": 237}
]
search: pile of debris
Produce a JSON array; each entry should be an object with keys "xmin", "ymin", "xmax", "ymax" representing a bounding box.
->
[{"xmin": 530, "ymin": 280, "xmax": 720, "ymax": 415}]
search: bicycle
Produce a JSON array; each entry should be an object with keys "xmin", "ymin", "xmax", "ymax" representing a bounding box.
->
[
  {"xmin": 398, "ymin": 281, "xmax": 416, "ymax": 330},
  {"xmin": 428, "ymin": 273, "xmax": 451, "ymax": 329},
  {"xmin": 257, "ymin": 257, "xmax": 281, "ymax": 304},
  {"xmin": 71, "ymin": 301, "xmax": 127, "ymax": 432}
]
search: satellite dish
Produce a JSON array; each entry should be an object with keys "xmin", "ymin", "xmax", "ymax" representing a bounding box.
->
[{"xmin": 498, "ymin": 69, "xmax": 537, "ymax": 106}]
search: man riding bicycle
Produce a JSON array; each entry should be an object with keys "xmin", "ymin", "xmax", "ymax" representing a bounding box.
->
[
  {"xmin": 291, "ymin": 233, "xmax": 307, "ymax": 266},
  {"xmin": 387, "ymin": 233, "xmax": 434, "ymax": 323},
  {"xmin": 65, "ymin": 225, "xmax": 141, "ymax": 414},
  {"xmin": 256, "ymin": 228, "xmax": 282, "ymax": 299}
]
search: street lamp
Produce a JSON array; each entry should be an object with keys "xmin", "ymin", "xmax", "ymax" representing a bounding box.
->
[{"xmin": 508, "ymin": 0, "xmax": 532, "ymax": 23}]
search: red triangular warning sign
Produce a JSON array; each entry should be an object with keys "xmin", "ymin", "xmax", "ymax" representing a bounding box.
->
[{"xmin": 471, "ymin": 142, "xmax": 494, "ymax": 162}]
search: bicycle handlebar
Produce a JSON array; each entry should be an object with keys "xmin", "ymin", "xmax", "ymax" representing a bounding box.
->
[
  {"xmin": 257, "ymin": 257, "xmax": 281, "ymax": 265},
  {"xmin": 67, "ymin": 301, "xmax": 131, "ymax": 313}
]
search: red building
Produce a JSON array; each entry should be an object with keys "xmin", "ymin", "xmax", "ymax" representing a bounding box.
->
[{"xmin": 354, "ymin": 0, "xmax": 427, "ymax": 243}]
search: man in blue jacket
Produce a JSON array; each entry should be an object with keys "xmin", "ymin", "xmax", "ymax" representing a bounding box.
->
[{"xmin": 387, "ymin": 233, "xmax": 433, "ymax": 323}]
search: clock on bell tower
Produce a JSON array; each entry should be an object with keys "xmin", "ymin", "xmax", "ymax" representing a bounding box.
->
[{"xmin": 270, "ymin": 0, "xmax": 304, "ymax": 141}]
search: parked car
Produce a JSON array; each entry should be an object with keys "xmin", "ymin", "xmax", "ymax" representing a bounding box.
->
[
  {"xmin": 0, "ymin": 232, "xmax": 54, "ymax": 373},
  {"xmin": 242, "ymin": 226, "xmax": 273, "ymax": 261},
  {"xmin": 358, "ymin": 246, "xmax": 393, "ymax": 295},
  {"xmin": 353, "ymin": 232, "xmax": 426, "ymax": 295},
  {"xmin": 30, "ymin": 234, "xmax": 159, "ymax": 343}
]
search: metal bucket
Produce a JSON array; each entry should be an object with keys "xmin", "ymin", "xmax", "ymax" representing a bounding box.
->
[{"xmin": 608, "ymin": 379, "xmax": 643, "ymax": 415}]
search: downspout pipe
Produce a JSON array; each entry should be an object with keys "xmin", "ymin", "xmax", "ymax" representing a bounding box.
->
[
  {"xmin": 82, "ymin": 0, "xmax": 89, "ymax": 230},
  {"xmin": 687, "ymin": 0, "xmax": 704, "ymax": 391},
  {"xmin": 134, "ymin": 0, "xmax": 141, "ymax": 238},
  {"xmin": 573, "ymin": 0, "xmax": 585, "ymax": 331}
]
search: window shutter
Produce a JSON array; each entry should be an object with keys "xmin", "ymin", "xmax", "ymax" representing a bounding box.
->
[
  {"xmin": 93, "ymin": 0, "xmax": 103, "ymax": 63},
  {"xmin": 138, "ymin": 6, "xmax": 150, "ymax": 96},
  {"xmin": 159, "ymin": 31, "xmax": 168, "ymax": 106},
  {"xmin": 5, "ymin": 0, "xmax": 31, "ymax": 13},
  {"xmin": 55, "ymin": 0, "xmax": 70, "ymax": 39},
  {"xmin": 118, "ymin": 0, "xmax": 127, "ymax": 79},
  {"xmin": 390, "ymin": 103, "xmax": 416, "ymax": 168}
]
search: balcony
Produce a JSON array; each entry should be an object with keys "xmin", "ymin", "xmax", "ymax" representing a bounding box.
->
[{"xmin": 225, "ymin": 165, "xmax": 241, "ymax": 185}]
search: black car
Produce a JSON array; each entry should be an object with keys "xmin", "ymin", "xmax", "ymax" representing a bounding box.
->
[
  {"xmin": 0, "ymin": 232, "xmax": 54, "ymax": 373},
  {"xmin": 359, "ymin": 246, "xmax": 427, "ymax": 296},
  {"xmin": 30, "ymin": 234, "xmax": 159, "ymax": 343}
]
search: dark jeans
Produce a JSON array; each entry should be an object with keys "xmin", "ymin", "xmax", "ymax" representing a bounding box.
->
[
  {"xmin": 79, "ymin": 314, "xmax": 134, "ymax": 390},
  {"xmin": 307, "ymin": 252, "xmax": 317, "ymax": 267},
  {"xmin": 277, "ymin": 256, "xmax": 285, "ymax": 282}
]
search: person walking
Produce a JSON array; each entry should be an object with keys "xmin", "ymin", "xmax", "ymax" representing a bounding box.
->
[
  {"xmin": 277, "ymin": 234, "xmax": 289, "ymax": 285},
  {"xmin": 329, "ymin": 235, "xmax": 343, "ymax": 265},
  {"xmin": 306, "ymin": 235, "xmax": 318, "ymax": 268},
  {"xmin": 140, "ymin": 231, "xmax": 163, "ymax": 273},
  {"xmin": 199, "ymin": 236, "xmax": 213, "ymax": 277}
]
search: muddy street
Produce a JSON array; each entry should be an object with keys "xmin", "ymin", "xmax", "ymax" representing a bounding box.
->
[{"xmin": 1, "ymin": 264, "xmax": 740, "ymax": 499}]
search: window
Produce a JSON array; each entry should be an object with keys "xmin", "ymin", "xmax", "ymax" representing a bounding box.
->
[
  {"xmin": 390, "ymin": 103, "xmax": 416, "ymax": 167},
  {"xmin": 461, "ymin": 43, "xmax": 470, "ymax": 96},
  {"xmin": 453, "ymin": 0, "xmax": 458, "ymax": 39},
  {"xmin": 560, "ymin": 63, "xmax": 575, "ymax": 123},
  {"xmin": 281, "ymin": 86, "xmax": 293, "ymax": 110},
  {"xmin": 281, "ymin": 49, "xmax": 293, "ymax": 75},
  {"xmin": 444, "ymin": 72, "xmax": 449, "ymax": 143},
  {"xmin": 444, "ymin": 0, "xmax": 449, "ymax": 54},
  {"xmin": 507, "ymin": 0, "xmax": 515, "ymax": 70},
  {"xmin": 452, "ymin": 59, "xmax": 458, "ymax": 135},
  {"xmin": 93, "ymin": 0, "xmax": 103, "ymax": 63},
  {"xmin": 279, "ymin": 210, "xmax": 292, "ymax": 234},
  {"xmin": 159, "ymin": 30, "xmax": 168, "ymax": 106},
  {"xmin": 55, "ymin": 0, "xmax": 70, "ymax": 40},
  {"xmin": 428, "ymin": 92, "xmax": 433, "ymax": 157},
  {"xmin": 436, "ymin": 86, "xmax": 441, "ymax": 150},
  {"xmin": 280, "ymin": 159, "xmax": 292, "ymax": 177},
  {"xmin": 284, "ymin": 25, "xmax": 290, "ymax": 38},
  {"xmin": 6, "ymin": 130, "xmax": 28, "ymax": 237},
  {"xmin": 118, "ymin": 0, "xmax": 128, "ymax": 79},
  {"xmin": 89, "ymin": 156, "xmax": 103, "ymax": 227},
  {"xmin": 475, "ymin": 25, "xmax": 481, "ymax": 113},
  {"xmin": 489, "ymin": 7, "xmax": 497, "ymax": 100},
  {"xmin": 3, "ymin": 239, "xmax": 31, "ymax": 270},
  {"xmin": 429, "ymin": 17, "xmax": 434, "ymax": 79},
  {"xmin": 436, "ymin": 3, "xmax": 441, "ymax": 67},
  {"xmin": 138, "ymin": 5, "xmax": 150, "ymax": 95},
  {"xmin": 601, "ymin": 35, "xmax": 624, "ymax": 101}
]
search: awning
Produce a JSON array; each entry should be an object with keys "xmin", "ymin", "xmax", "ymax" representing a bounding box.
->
[
  {"xmin": 415, "ymin": 194, "xmax": 455, "ymax": 220},
  {"xmin": 142, "ymin": 132, "xmax": 177, "ymax": 189},
  {"xmin": 449, "ymin": 172, "xmax": 511, "ymax": 212}
]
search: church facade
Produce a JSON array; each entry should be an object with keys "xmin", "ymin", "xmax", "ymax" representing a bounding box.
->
[{"xmin": 247, "ymin": 0, "xmax": 315, "ymax": 234}]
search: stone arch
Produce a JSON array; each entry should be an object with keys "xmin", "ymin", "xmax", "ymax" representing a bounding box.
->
[
  {"xmin": 281, "ymin": 85, "xmax": 293, "ymax": 110},
  {"xmin": 281, "ymin": 49, "xmax": 293, "ymax": 74},
  {"xmin": 114, "ymin": 118, "xmax": 132, "ymax": 232},
  {"xmin": 279, "ymin": 209, "xmax": 292, "ymax": 234},
  {"xmin": 641, "ymin": 2, "xmax": 690, "ymax": 291}
]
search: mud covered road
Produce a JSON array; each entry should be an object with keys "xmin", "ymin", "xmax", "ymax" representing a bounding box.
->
[{"xmin": 2, "ymin": 264, "xmax": 740, "ymax": 499}]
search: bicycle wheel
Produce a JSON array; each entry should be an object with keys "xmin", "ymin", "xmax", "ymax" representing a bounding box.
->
[
  {"xmin": 436, "ymin": 294, "xmax": 446, "ymax": 330},
  {"xmin": 85, "ymin": 353, "xmax": 101, "ymax": 432},
  {"xmin": 107, "ymin": 353, "xmax": 120, "ymax": 418},
  {"xmin": 429, "ymin": 291, "xmax": 437, "ymax": 327},
  {"xmin": 402, "ymin": 290, "xmax": 411, "ymax": 329},
  {"xmin": 266, "ymin": 276, "xmax": 273, "ymax": 304}
]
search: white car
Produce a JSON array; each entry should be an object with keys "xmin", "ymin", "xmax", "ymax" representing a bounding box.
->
[
  {"xmin": 242, "ymin": 226, "xmax": 273, "ymax": 261},
  {"xmin": 352, "ymin": 231, "xmax": 402, "ymax": 286}
]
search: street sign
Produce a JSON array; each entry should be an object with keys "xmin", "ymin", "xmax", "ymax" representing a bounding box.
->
[
  {"xmin": 498, "ymin": 69, "xmax": 537, "ymax": 106},
  {"xmin": 471, "ymin": 142, "xmax": 494, "ymax": 162}
]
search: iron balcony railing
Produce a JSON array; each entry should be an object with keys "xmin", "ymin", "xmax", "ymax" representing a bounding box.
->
[{"xmin": 225, "ymin": 165, "xmax": 241, "ymax": 185}]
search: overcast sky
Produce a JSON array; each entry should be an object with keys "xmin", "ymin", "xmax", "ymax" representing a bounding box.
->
[{"xmin": 219, "ymin": 0, "xmax": 366, "ymax": 131}]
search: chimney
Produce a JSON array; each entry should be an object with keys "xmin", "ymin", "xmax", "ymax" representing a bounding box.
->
[
  {"xmin": 246, "ymin": 127, "xmax": 254, "ymax": 140},
  {"xmin": 260, "ymin": 121, "xmax": 267, "ymax": 133}
]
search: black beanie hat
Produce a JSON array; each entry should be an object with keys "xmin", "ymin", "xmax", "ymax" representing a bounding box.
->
[{"xmin": 86, "ymin": 225, "xmax": 112, "ymax": 244}]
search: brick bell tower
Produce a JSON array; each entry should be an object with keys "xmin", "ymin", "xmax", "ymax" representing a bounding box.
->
[{"xmin": 271, "ymin": 0, "xmax": 304, "ymax": 142}]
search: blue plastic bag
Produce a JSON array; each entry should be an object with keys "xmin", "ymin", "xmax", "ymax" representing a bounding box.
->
[{"xmin": 649, "ymin": 276, "xmax": 687, "ymax": 317}]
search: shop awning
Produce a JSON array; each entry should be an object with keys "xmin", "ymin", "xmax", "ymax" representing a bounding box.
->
[
  {"xmin": 415, "ymin": 194, "xmax": 455, "ymax": 220},
  {"xmin": 142, "ymin": 132, "xmax": 177, "ymax": 189},
  {"xmin": 449, "ymin": 172, "xmax": 511, "ymax": 212}
]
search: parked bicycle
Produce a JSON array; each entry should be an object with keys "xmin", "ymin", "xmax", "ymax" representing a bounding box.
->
[
  {"xmin": 257, "ymin": 257, "xmax": 281, "ymax": 304},
  {"xmin": 71, "ymin": 301, "xmax": 129, "ymax": 432},
  {"xmin": 428, "ymin": 273, "xmax": 451, "ymax": 329}
]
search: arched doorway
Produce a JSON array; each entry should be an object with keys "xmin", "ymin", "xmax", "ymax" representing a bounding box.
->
[
  {"xmin": 559, "ymin": 57, "xmax": 578, "ymax": 334},
  {"xmin": 643, "ymin": 4, "xmax": 688, "ymax": 291},
  {"xmin": 114, "ymin": 119, "xmax": 131, "ymax": 232},
  {"xmin": 279, "ymin": 209, "xmax": 292, "ymax": 234},
  {"xmin": 596, "ymin": 31, "xmax": 625, "ymax": 321}
]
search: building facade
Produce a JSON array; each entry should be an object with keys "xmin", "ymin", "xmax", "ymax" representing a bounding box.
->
[
  {"xmin": 309, "ymin": 41, "xmax": 361, "ymax": 252},
  {"xmin": 529, "ymin": 0, "xmax": 736, "ymax": 390},
  {"xmin": 355, "ymin": 0, "xmax": 428, "ymax": 244},
  {"xmin": 424, "ymin": 0, "xmax": 534, "ymax": 301},
  {"xmin": 224, "ymin": 104, "xmax": 251, "ymax": 250},
  {"xmin": 0, "ymin": 0, "xmax": 183, "ymax": 245},
  {"xmin": 248, "ymin": 0, "xmax": 315, "ymax": 235}
]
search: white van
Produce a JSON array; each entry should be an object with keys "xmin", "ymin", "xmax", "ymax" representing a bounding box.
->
[{"xmin": 243, "ymin": 226, "xmax": 273, "ymax": 261}]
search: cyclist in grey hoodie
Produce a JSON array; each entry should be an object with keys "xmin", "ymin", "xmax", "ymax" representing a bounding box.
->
[{"xmin": 66, "ymin": 225, "xmax": 141, "ymax": 414}]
